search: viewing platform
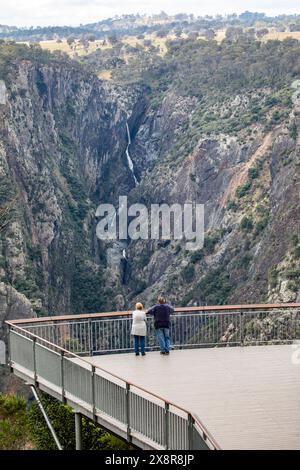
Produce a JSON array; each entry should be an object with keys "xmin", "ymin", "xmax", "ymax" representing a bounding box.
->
[
  {"xmin": 87, "ymin": 346, "xmax": 300, "ymax": 450},
  {"xmin": 6, "ymin": 303, "xmax": 300, "ymax": 450}
]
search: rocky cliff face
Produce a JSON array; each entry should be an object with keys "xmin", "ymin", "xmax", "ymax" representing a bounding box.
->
[
  {"xmin": 1, "ymin": 43, "xmax": 300, "ymax": 390},
  {"xmin": 0, "ymin": 57, "xmax": 141, "ymax": 317},
  {"xmin": 0, "ymin": 51, "xmax": 142, "ymax": 389},
  {"xmin": 124, "ymin": 88, "xmax": 300, "ymax": 308}
]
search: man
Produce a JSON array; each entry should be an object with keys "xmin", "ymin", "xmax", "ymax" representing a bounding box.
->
[{"xmin": 147, "ymin": 296, "xmax": 174, "ymax": 355}]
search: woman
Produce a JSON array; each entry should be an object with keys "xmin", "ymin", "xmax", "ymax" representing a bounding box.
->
[{"xmin": 131, "ymin": 303, "xmax": 147, "ymax": 356}]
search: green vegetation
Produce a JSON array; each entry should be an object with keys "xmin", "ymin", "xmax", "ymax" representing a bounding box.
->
[
  {"xmin": 254, "ymin": 216, "xmax": 269, "ymax": 235},
  {"xmin": 285, "ymin": 269, "xmax": 300, "ymax": 280},
  {"xmin": 12, "ymin": 277, "xmax": 39, "ymax": 298},
  {"xmin": 28, "ymin": 394, "xmax": 129, "ymax": 450},
  {"xmin": 240, "ymin": 254, "xmax": 253, "ymax": 268},
  {"xmin": 188, "ymin": 232, "xmax": 222, "ymax": 266},
  {"xmin": 0, "ymin": 173, "xmax": 17, "ymax": 232},
  {"xmin": 71, "ymin": 262, "xmax": 104, "ymax": 313},
  {"xmin": 291, "ymin": 233, "xmax": 299, "ymax": 247},
  {"xmin": 241, "ymin": 216, "xmax": 254, "ymax": 231},
  {"xmin": 132, "ymin": 279, "xmax": 147, "ymax": 296},
  {"xmin": 268, "ymin": 266, "xmax": 279, "ymax": 288},
  {"xmin": 0, "ymin": 393, "xmax": 130, "ymax": 450},
  {"xmin": 227, "ymin": 200, "xmax": 238, "ymax": 211},
  {"xmin": 188, "ymin": 232, "xmax": 221, "ymax": 266},
  {"xmin": 77, "ymin": 33, "xmax": 300, "ymax": 194},
  {"xmin": 287, "ymin": 281, "xmax": 298, "ymax": 292},
  {"xmin": 236, "ymin": 164, "xmax": 262, "ymax": 199},
  {"xmin": 0, "ymin": 173, "xmax": 15, "ymax": 206},
  {"xmin": 203, "ymin": 233, "xmax": 220, "ymax": 254},
  {"xmin": 1, "ymin": 11, "xmax": 300, "ymax": 44},
  {"xmin": 289, "ymin": 230, "xmax": 300, "ymax": 261},
  {"xmin": 0, "ymin": 394, "xmax": 31, "ymax": 450},
  {"xmin": 182, "ymin": 264, "xmax": 195, "ymax": 282},
  {"xmin": 294, "ymin": 246, "xmax": 300, "ymax": 259},
  {"xmin": 190, "ymin": 249, "xmax": 204, "ymax": 264},
  {"xmin": 0, "ymin": 42, "xmax": 79, "ymax": 81},
  {"xmin": 36, "ymin": 69, "xmax": 48, "ymax": 96},
  {"xmin": 236, "ymin": 181, "xmax": 252, "ymax": 199},
  {"xmin": 116, "ymin": 37, "xmax": 300, "ymax": 99},
  {"xmin": 195, "ymin": 266, "xmax": 233, "ymax": 305}
]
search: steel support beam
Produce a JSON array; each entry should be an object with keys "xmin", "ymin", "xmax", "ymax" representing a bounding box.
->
[
  {"xmin": 75, "ymin": 411, "xmax": 83, "ymax": 450},
  {"xmin": 29, "ymin": 384, "xmax": 63, "ymax": 450}
]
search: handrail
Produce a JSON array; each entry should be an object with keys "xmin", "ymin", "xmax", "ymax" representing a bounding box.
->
[
  {"xmin": 8, "ymin": 322, "xmax": 220, "ymax": 450},
  {"xmin": 7, "ymin": 303, "xmax": 300, "ymax": 449},
  {"xmin": 6, "ymin": 302, "xmax": 300, "ymax": 325}
]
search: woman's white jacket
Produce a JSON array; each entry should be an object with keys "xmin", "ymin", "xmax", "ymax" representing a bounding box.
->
[{"xmin": 131, "ymin": 310, "xmax": 147, "ymax": 336}]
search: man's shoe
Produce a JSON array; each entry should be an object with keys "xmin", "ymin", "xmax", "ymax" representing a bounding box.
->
[
  {"xmin": 160, "ymin": 352, "xmax": 166, "ymax": 355},
  {"xmin": 142, "ymin": 352, "xmax": 146, "ymax": 356},
  {"xmin": 165, "ymin": 351, "xmax": 170, "ymax": 355},
  {"xmin": 135, "ymin": 353, "xmax": 139, "ymax": 356}
]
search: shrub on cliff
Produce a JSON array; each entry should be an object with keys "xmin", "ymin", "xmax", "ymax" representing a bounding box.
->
[
  {"xmin": 28, "ymin": 393, "xmax": 129, "ymax": 450},
  {"xmin": 0, "ymin": 394, "xmax": 31, "ymax": 450}
]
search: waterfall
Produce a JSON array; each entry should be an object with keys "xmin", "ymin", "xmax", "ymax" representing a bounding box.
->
[{"xmin": 125, "ymin": 122, "xmax": 138, "ymax": 186}]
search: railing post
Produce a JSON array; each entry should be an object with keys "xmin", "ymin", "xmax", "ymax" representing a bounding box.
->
[
  {"xmin": 240, "ymin": 312, "xmax": 244, "ymax": 346},
  {"xmin": 91, "ymin": 365, "xmax": 96, "ymax": 420},
  {"xmin": 53, "ymin": 321, "xmax": 58, "ymax": 348},
  {"xmin": 33, "ymin": 337, "xmax": 37, "ymax": 385},
  {"xmin": 7, "ymin": 325, "xmax": 12, "ymax": 371},
  {"xmin": 88, "ymin": 319, "xmax": 93, "ymax": 356},
  {"xmin": 60, "ymin": 350, "xmax": 66, "ymax": 403},
  {"xmin": 188, "ymin": 413, "xmax": 195, "ymax": 450},
  {"xmin": 164, "ymin": 403, "xmax": 170, "ymax": 450},
  {"xmin": 126, "ymin": 382, "xmax": 131, "ymax": 442}
]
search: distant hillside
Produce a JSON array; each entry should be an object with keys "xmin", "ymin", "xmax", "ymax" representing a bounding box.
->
[{"xmin": 1, "ymin": 11, "xmax": 300, "ymax": 42}]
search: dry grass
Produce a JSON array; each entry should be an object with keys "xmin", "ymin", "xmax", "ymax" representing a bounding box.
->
[
  {"xmin": 37, "ymin": 29, "xmax": 300, "ymax": 81},
  {"xmin": 119, "ymin": 33, "xmax": 174, "ymax": 55},
  {"xmin": 39, "ymin": 28, "xmax": 300, "ymax": 60},
  {"xmin": 262, "ymin": 31, "xmax": 300, "ymax": 42},
  {"xmin": 39, "ymin": 33, "xmax": 176, "ymax": 59},
  {"xmin": 39, "ymin": 39, "xmax": 113, "ymax": 57},
  {"xmin": 214, "ymin": 30, "xmax": 227, "ymax": 43},
  {"xmin": 97, "ymin": 70, "xmax": 112, "ymax": 81},
  {"xmin": 37, "ymin": 29, "xmax": 300, "ymax": 59}
]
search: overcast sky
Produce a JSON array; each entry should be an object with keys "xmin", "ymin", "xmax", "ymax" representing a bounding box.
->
[{"xmin": 0, "ymin": 0, "xmax": 299, "ymax": 27}]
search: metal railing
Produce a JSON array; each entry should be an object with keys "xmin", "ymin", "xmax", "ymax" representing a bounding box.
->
[
  {"xmin": 7, "ymin": 322, "xmax": 219, "ymax": 450},
  {"xmin": 6, "ymin": 303, "xmax": 300, "ymax": 450},
  {"xmin": 12, "ymin": 305, "xmax": 300, "ymax": 355}
]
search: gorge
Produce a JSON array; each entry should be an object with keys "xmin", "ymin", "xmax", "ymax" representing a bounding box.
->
[{"xmin": 1, "ymin": 35, "xmax": 300, "ymax": 391}]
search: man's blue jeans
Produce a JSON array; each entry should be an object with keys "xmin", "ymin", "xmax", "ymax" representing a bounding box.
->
[
  {"xmin": 134, "ymin": 335, "xmax": 145, "ymax": 354},
  {"xmin": 156, "ymin": 328, "xmax": 170, "ymax": 353}
]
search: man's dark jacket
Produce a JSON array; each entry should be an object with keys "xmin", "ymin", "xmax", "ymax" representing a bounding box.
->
[{"xmin": 147, "ymin": 304, "xmax": 174, "ymax": 329}]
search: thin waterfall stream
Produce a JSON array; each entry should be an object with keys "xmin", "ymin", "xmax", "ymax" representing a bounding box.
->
[{"xmin": 125, "ymin": 122, "xmax": 138, "ymax": 186}]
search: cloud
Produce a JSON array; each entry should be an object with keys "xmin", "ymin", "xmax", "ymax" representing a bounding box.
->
[{"xmin": 0, "ymin": 0, "xmax": 299, "ymax": 27}]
